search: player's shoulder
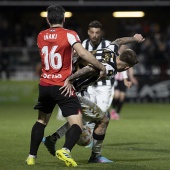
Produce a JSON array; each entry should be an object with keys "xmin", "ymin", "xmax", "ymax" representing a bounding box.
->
[
  {"xmin": 82, "ymin": 39, "xmax": 89, "ymax": 46},
  {"xmin": 105, "ymin": 39, "xmax": 111, "ymax": 44},
  {"xmin": 38, "ymin": 28, "xmax": 49, "ymax": 37},
  {"xmin": 39, "ymin": 28, "xmax": 50, "ymax": 33},
  {"xmin": 64, "ymin": 28, "xmax": 78, "ymax": 35}
]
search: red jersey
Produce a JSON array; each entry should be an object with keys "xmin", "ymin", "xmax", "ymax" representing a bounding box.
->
[{"xmin": 37, "ymin": 27, "xmax": 81, "ymax": 86}]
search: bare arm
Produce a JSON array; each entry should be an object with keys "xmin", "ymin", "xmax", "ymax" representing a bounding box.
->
[
  {"xmin": 128, "ymin": 67, "xmax": 138, "ymax": 85},
  {"xmin": 59, "ymin": 65, "xmax": 98, "ymax": 96},
  {"xmin": 111, "ymin": 34, "xmax": 145, "ymax": 47},
  {"xmin": 68, "ymin": 65, "xmax": 97, "ymax": 83}
]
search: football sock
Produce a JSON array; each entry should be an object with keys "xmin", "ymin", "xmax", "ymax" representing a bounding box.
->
[
  {"xmin": 93, "ymin": 132, "xmax": 105, "ymax": 140},
  {"xmin": 63, "ymin": 124, "xmax": 82, "ymax": 151},
  {"xmin": 92, "ymin": 132, "xmax": 105, "ymax": 155},
  {"xmin": 106, "ymin": 111, "xmax": 110, "ymax": 119},
  {"xmin": 117, "ymin": 101, "xmax": 124, "ymax": 114},
  {"xmin": 50, "ymin": 122, "xmax": 70, "ymax": 142},
  {"xmin": 62, "ymin": 147, "xmax": 70, "ymax": 153},
  {"xmin": 90, "ymin": 151, "xmax": 100, "ymax": 158},
  {"xmin": 112, "ymin": 98, "xmax": 119, "ymax": 108},
  {"xmin": 29, "ymin": 121, "xmax": 46, "ymax": 156},
  {"xmin": 86, "ymin": 122, "xmax": 95, "ymax": 133}
]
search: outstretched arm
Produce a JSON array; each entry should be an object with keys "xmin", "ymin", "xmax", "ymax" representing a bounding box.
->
[{"xmin": 111, "ymin": 34, "xmax": 145, "ymax": 47}]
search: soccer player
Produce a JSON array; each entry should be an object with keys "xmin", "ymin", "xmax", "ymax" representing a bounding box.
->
[
  {"xmin": 42, "ymin": 33, "xmax": 145, "ymax": 163},
  {"xmin": 82, "ymin": 20, "xmax": 114, "ymax": 121},
  {"xmin": 25, "ymin": 4, "xmax": 106, "ymax": 167}
]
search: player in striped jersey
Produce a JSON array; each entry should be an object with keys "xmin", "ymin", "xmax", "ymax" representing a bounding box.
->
[{"xmin": 42, "ymin": 27, "xmax": 145, "ymax": 163}]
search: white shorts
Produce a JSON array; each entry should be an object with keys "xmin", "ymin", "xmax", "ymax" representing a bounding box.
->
[
  {"xmin": 77, "ymin": 84, "xmax": 114, "ymax": 123},
  {"xmin": 87, "ymin": 85, "xmax": 114, "ymax": 112}
]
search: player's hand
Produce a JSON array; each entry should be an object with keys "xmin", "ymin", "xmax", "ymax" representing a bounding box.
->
[
  {"xmin": 97, "ymin": 67, "xmax": 107, "ymax": 81},
  {"xmin": 133, "ymin": 34, "xmax": 145, "ymax": 43},
  {"xmin": 124, "ymin": 79, "xmax": 133, "ymax": 88},
  {"xmin": 59, "ymin": 78, "xmax": 75, "ymax": 97},
  {"xmin": 130, "ymin": 76, "xmax": 138, "ymax": 85}
]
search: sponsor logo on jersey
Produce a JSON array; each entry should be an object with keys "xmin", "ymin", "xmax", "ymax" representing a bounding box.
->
[{"xmin": 43, "ymin": 73, "xmax": 62, "ymax": 79}]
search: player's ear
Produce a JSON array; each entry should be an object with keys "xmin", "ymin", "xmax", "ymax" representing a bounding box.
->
[
  {"xmin": 88, "ymin": 29, "xmax": 90, "ymax": 36},
  {"xmin": 63, "ymin": 16, "xmax": 65, "ymax": 23}
]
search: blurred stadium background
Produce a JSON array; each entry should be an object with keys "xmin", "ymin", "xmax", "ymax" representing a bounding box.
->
[{"xmin": 0, "ymin": 0, "xmax": 170, "ymax": 103}]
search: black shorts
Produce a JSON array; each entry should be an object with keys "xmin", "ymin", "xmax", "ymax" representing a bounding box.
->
[
  {"xmin": 114, "ymin": 80, "xmax": 127, "ymax": 92},
  {"xmin": 34, "ymin": 84, "xmax": 82, "ymax": 117}
]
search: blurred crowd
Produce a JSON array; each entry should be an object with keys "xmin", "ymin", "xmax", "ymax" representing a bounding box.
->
[
  {"xmin": 0, "ymin": 15, "xmax": 170, "ymax": 79},
  {"xmin": 117, "ymin": 19, "xmax": 170, "ymax": 76}
]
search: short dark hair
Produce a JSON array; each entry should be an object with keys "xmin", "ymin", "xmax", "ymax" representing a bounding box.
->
[
  {"xmin": 47, "ymin": 4, "xmax": 65, "ymax": 25},
  {"xmin": 120, "ymin": 49, "xmax": 138, "ymax": 67},
  {"xmin": 88, "ymin": 21, "xmax": 103, "ymax": 29}
]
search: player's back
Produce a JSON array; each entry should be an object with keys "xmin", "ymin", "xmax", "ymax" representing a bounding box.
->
[{"xmin": 37, "ymin": 27, "xmax": 80, "ymax": 86}]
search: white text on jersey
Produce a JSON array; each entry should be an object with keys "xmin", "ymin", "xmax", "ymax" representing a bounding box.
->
[
  {"xmin": 43, "ymin": 73, "xmax": 62, "ymax": 79},
  {"xmin": 44, "ymin": 34, "xmax": 57, "ymax": 40}
]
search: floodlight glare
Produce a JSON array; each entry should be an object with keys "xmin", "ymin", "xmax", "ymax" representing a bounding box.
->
[
  {"xmin": 113, "ymin": 11, "xmax": 145, "ymax": 18},
  {"xmin": 40, "ymin": 11, "xmax": 72, "ymax": 18}
]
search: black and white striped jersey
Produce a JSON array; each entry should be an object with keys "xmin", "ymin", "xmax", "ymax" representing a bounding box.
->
[
  {"xmin": 82, "ymin": 38, "xmax": 111, "ymax": 51},
  {"xmin": 82, "ymin": 38, "xmax": 117, "ymax": 86},
  {"xmin": 73, "ymin": 43, "xmax": 119, "ymax": 92},
  {"xmin": 91, "ymin": 44, "xmax": 118, "ymax": 77}
]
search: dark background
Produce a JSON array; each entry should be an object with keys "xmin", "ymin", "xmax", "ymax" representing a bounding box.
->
[{"xmin": 0, "ymin": 0, "xmax": 170, "ymax": 102}]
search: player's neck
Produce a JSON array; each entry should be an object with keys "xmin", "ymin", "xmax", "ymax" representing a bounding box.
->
[
  {"xmin": 90, "ymin": 39, "xmax": 101, "ymax": 47},
  {"xmin": 51, "ymin": 24, "xmax": 62, "ymax": 28}
]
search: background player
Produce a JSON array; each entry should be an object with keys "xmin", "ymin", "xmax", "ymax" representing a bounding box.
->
[{"xmin": 110, "ymin": 45, "xmax": 138, "ymax": 120}]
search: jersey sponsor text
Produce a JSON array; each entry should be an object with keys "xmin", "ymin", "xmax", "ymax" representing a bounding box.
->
[{"xmin": 42, "ymin": 73, "xmax": 62, "ymax": 79}]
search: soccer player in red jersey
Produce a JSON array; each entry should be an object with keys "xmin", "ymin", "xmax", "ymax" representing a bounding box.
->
[{"xmin": 25, "ymin": 4, "xmax": 106, "ymax": 167}]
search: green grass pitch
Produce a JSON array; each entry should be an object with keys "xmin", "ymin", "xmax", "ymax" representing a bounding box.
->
[{"xmin": 0, "ymin": 81, "xmax": 170, "ymax": 170}]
